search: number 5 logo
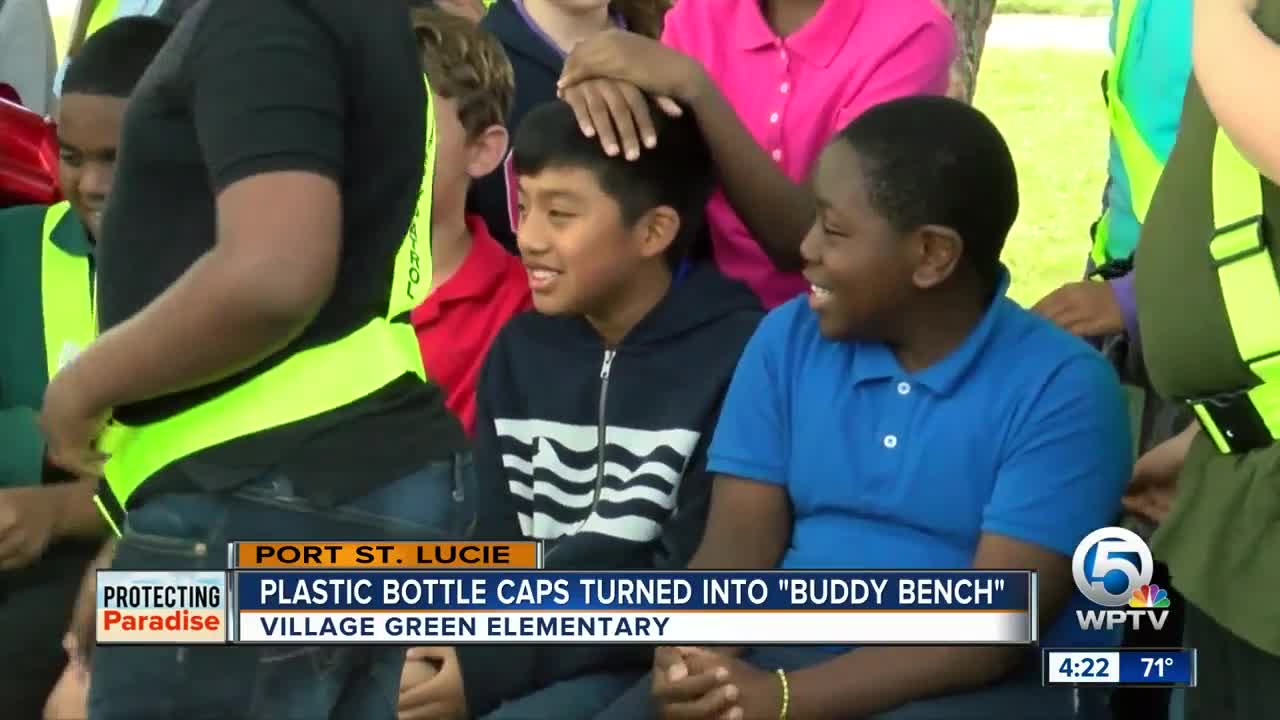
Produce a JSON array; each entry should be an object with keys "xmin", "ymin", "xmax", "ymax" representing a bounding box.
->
[{"xmin": 1071, "ymin": 527, "xmax": 1154, "ymax": 607}]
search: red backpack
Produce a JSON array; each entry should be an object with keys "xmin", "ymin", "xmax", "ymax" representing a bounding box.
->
[{"xmin": 0, "ymin": 94, "xmax": 61, "ymax": 209}]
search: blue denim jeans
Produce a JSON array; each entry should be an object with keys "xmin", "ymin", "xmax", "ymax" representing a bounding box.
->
[
  {"xmin": 480, "ymin": 671, "xmax": 643, "ymax": 720},
  {"xmin": 596, "ymin": 646, "xmax": 1112, "ymax": 720},
  {"xmin": 87, "ymin": 454, "xmax": 475, "ymax": 720}
]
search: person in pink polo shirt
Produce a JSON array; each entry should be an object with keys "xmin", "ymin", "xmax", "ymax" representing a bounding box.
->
[{"xmin": 557, "ymin": 0, "xmax": 955, "ymax": 308}]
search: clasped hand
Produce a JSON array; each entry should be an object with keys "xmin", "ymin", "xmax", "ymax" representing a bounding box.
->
[
  {"xmin": 0, "ymin": 486, "xmax": 59, "ymax": 570},
  {"xmin": 654, "ymin": 646, "xmax": 782, "ymax": 720},
  {"xmin": 398, "ymin": 645, "xmax": 467, "ymax": 720}
]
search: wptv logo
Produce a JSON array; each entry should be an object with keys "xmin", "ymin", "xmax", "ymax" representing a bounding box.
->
[{"xmin": 1072, "ymin": 527, "xmax": 1171, "ymax": 632}]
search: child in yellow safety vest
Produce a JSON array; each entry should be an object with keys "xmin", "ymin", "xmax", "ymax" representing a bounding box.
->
[{"xmin": 0, "ymin": 16, "xmax": 173, "ymax": 720}]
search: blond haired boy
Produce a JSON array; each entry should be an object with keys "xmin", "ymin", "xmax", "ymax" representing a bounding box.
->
[{"xmin": 408, "ymin": 8, "xmax": 531, "ymax": 438}]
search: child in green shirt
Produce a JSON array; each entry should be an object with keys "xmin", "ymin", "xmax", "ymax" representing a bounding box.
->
[{"xmin": 0, "ymin": 17, "xmax": 172, "ymax": 719}]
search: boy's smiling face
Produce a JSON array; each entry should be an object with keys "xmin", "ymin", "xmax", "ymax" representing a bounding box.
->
[
  {"xmin": 801, "ymin": 139, "xmax": 918, "ymax": 341},
  {"xmin": 515, "ymin": 166, "xmax": 648, "ymax": 318},
  {"xmin": 56, "ymin": 93, "xmax": 127, "ymax": 240}
]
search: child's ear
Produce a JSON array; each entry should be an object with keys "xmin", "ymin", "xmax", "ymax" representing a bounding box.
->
[
  {"xmin": 911, "ymin": 224, "xmax": 963, "ymax": 289},
  {"xmin": 466, "ymin": 124, "xmax": 509, "ymax": 179},
  {"xmin": 635, "ymin": 205, "xmax": 681, "ymax": 260}
]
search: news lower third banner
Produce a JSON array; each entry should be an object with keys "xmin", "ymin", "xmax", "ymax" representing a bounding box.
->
[
  {"xmin": 231, "ymin": 569, "xmax": 1035, "ymax": 644},
  {"xmin": 96, "ymin": 544, "xmax": 1035, "ymax": 646}
]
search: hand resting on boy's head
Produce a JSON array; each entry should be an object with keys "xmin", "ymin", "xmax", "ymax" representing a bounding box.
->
[
  {"xmin": 557, "ymin": 30, "xmax": 698, "ymax": 160},
  {"xmin": 558, "ymin": 30, "xmax": 700, "ymax": 105},
  {"xmin": 558, "ymin": 79, "xmax": 683, "ymax": 161}
]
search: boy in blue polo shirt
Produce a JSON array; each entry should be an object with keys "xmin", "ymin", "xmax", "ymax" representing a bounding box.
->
[{"xmin": 599, "ymin": 95, "xmax": 1133, "ymax": 719}]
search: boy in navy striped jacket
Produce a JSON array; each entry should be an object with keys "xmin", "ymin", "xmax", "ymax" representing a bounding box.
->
[{"xmin": 397, "ymin": 97, "xmax": 762, "ymax": 720}]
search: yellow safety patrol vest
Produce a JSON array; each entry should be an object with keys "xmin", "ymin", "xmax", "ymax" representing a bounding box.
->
[
  {"xmin": 40, "ymin": 202, "xmax": 96, "ymax": 380},
  {"xmin": 1189, "ymin": 129, "xmax": 1280, "ymax": 454},
  {"xmin": 93, "ymin": 77, "xmax": 439, "ymax": 536},
  {"xmin": 84, "ymin": 0, "xmax": 121, "ymax": 39},
  {"xmin": 1090, "ymin": 0, "xmax": 1165, "ymax": 268}
]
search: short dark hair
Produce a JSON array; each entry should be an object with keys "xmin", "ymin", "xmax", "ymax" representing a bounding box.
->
[
  {"xmin": 512, "ymin": 97, "xmax": 713, "ymax": 266},
  {"xmin": 837, "ymin": 95, "xmax": 1018, "ymax": 290},
  {"xmin": 63, "ymin": 16, "xmax": 173, "ymax": 98}
]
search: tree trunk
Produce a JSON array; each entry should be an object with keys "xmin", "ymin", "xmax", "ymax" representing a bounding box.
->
[{"xmin": 938, "ymin": 0, "xmax": 998, "ymax": 103}]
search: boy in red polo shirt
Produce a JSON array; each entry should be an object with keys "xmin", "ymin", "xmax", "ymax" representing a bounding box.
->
[{"xmin": 410, "ymin": 8, "xmax": 531, "ymax": 436}]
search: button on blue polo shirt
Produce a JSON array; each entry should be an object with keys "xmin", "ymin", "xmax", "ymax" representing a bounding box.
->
[{"xmin": 707, "ymin": 270, "xmax": 1132, "ymax": 647}]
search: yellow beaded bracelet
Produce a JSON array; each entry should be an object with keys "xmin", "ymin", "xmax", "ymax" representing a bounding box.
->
[{"xmin": 776, "ymin": 668, "xmax": 790, "ymax": 719}]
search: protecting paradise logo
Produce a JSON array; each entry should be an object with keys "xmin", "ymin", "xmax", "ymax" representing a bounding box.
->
[{"xmin": 1128, "ymin": 584, "xmax": 1171, "ymax": 609}]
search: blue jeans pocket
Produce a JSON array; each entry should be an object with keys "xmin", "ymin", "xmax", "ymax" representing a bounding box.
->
[
  {"xmin": 116, "ymin": 454, "xmax": 480, "ymax": 571},
  {"xmin": 447, "ymin": 451, "xmax": 478, "ymax": 539},
  {"xmin": 326, "ymin": 452, "xmax": 478, "ymax": 541},
  {"xmin": 246, "ymin": 645, "xmax": 401, "ymax": 720},
  {"xmin": 115, "ymin": 493, "xmax": 226, "ymax": 571},
  {"xmin": 218, "ymin": 453, "xmax": 477, "ymax": 543}
]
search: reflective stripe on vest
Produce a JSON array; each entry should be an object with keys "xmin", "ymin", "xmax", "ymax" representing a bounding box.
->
[
  {"xmin": 93, "ymin": 76, "xmax": 439, "ymax": 535},
  {"xmin": 1188, "ymin": 129, "xmax": 1280, "ymax": 454},
  {"xmin": 85, "ymin": 0, "xmax": 121, "ymax": 40},
  {"xmin": 41, "ymin": 202, "xmax": 95, "ymax": 380},
  {"xmin": 1090, "ymin": 0, "xmax": 1166, "ymax": 267}
]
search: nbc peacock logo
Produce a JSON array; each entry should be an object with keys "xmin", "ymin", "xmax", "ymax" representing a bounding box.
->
[
  {"xmin": 1073, "ymin": 527, "xmax": 1171, "ymax": 631},
  {"xmin": 1128, "ymin": 584, "xmax": 1171, "ymax": 609}
]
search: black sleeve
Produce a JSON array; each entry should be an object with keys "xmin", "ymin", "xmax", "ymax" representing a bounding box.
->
[
  {"xmin": 650, "ymin": 429, "xmax": 715, "ymax": 570},
  {"xmin": 470, "ymin": 331, "xmax": 524, "ymax": 542},
  {"xmin": 458, "ymin": 330, "xmax": 543, "ymax": 715},
  {"xmin": 184, "ymin": 0, "xmax": 345, "ymax": 191}
]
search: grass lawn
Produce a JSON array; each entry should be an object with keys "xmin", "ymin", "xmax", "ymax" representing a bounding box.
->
[
  {"xmin": 998, "ymin": 0, "xmax": 1111, "ymax": 16},
  {"xmin": 974, "ymin": 47, "xmax": 1108, "ymax": 306}
]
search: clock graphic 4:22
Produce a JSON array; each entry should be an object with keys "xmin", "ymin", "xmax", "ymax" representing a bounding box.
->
[{"xmin": 1061, "ymin": 656, "xmax": 1110, "ymax": 678}]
